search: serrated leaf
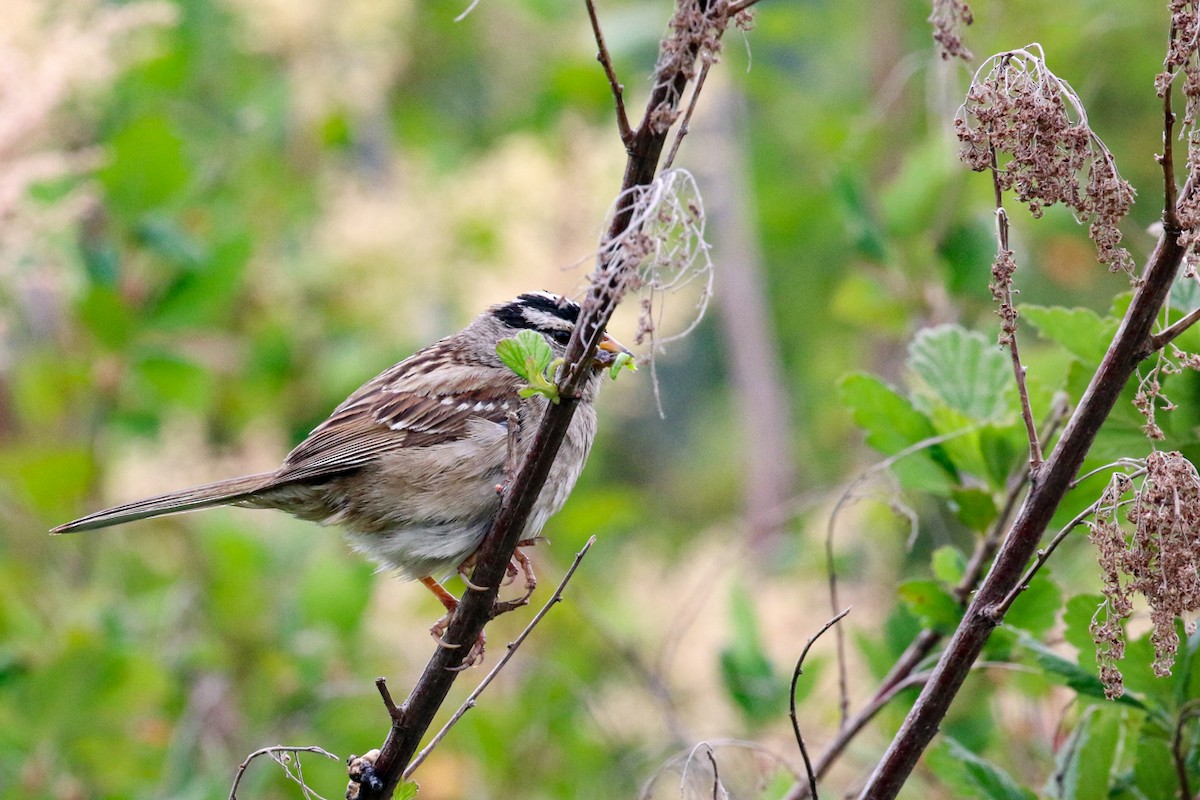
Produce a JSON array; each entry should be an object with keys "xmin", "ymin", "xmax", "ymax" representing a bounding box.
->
[
  {"xmin": 908, "ymin": 324, "xmax": 1011, "ymax": 421},
  {"xmin": 1022, "ymin": 305, "xmax": 1118, "ymax": 366},
  {"xmin": 496, "ymin": 329, "xmax": 553, "ymax": 380},
  {"xmin": 927, "ymin": 737, "xmax": 1038, "ymax": 800}
]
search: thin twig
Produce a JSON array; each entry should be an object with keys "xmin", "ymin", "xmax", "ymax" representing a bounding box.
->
[
  {"xmin": 376, "ymin": 678, "xmax": 403, "ymax": 723},
  {"xmin": 1147, "ymin": 304, "xmax": 1200, "ymax": 353},
  {"xmin": 1071, "ymin": 458, "xmax": 1146, "ymax": 488},
  {"xmin": 725, "ymin": 0, "xmax": 764, "ymax": 14},
  {"xmin": 789, "ymin": 608, "xmax": 851, "ymax": 800},
  {"xmin": 825, "ymin": 425, "xmax": 981, "ymax": 723},
  {"xmin": 403, "ymin": 537, "xmax": 596, "ymax": 778},
  {"xmin": 1162, "ymin": 26, "xmax": 1181, "ymax": 232},
  {"xmin": 994, "ymin": 500, "xmax": 1100, "ymax": 617},
  {"xmin": 705, "ymin": 747, "xmax": 723, "ymax": 799},
  {"xmin": 1002, "ymin": 465, "xmax": 1145, "ymax": 616},
  {"xmin": 993, "ymin": 192, "xmax": 1043, "ymax": 472},
  {"xmin": 584, "ymin": 0, "xmax": 633, "ymax": 146},
  {"xmin": 662, "ymin": 61, "xmax": 711, "ymax": 171},
  {"xmin": 228, "ymin": 746, "xmax": 339, "ymax": 800},
  {"xmin": 1172, "ymin": 701, "xmax": 1200, "ymax": 800}
]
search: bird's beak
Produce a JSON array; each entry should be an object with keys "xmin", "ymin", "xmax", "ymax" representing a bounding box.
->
[{"xmin": 594, "ymin": 333, "xmax": 632, "ymax": 366}]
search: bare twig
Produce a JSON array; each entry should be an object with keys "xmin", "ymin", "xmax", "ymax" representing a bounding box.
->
[
  {"xmin": 1146, "ymin": 304, "xmax": 1200, "ymax": 353},
  {"xmin": 789, "ymin": 608, "xmax": 851, "ymax": 800},
  {"xmin": 403, "ymin": 537, "xmax": 595, "ymax": 778},
  {"xmin": 229, "ymin": 746, "xmax": 339, "ymax": 800},
  {"xmin": 1161, "ymin": 24, "xmax": 1181, "ymax": 232},
  {"xmin": 584, "ymin": 0, "xmax": 633, "ymax": 146},
  {"xmin": 705, "ymin": 747, "xmax": 723, "ymax": 799},
  {"xmin": 726, "ymin": 0, "xmax": 764, "ymax": 14},
  {"xmin": 991, "ymin": 186, "xmax": 1042, "ymax": 472},
  {"xmin": 375, "ymin": 679, "xmax": 402, "ymax": 723},
  {"xmin": 662, "ymin": 61, "xmax": 711, "ymax": 171},
  {"xmin": 825, "ymin": 425, "xmax": 981, "ymax": 724},
  {"xmin": 1172, "ymin": 700, "xmax": 1200, "ymax": 800},
  {"xmin": 994, "ymin": 499, "xmax": 1099, "ymax": 617}
]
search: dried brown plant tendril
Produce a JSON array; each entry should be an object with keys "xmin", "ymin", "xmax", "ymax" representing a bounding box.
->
[
  {"xmin": 955, "ymin": 45, "xmax": 1136, "ymax": 277},
  {"xmin": 929, "ymin": 0, "xmax": 973, "ymax": 62},
  {"xmin": 1159, "ymin": 3, "xmax": 1200, "ymax": 261},
  {"xmin": 1088, "ymin": 452, "xmax": 1200, "ymax": 698}
]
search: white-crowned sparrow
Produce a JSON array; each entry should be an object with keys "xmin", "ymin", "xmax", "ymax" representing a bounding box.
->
[{"xmin": 53, "ymin": 291, "xmax": 628, "ymax": 624}]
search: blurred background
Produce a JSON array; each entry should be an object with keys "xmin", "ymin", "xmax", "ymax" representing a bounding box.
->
[{"xmin": 0, "ymin": 1, "xmax": 1186, "ymax": 798}]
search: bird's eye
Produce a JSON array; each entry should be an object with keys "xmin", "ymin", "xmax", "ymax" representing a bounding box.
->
[{"xmin": 547, "ymin": 328, "xmax": 571, "ymax": 345}]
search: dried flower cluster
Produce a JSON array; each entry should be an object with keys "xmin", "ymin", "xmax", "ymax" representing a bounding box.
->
[
  {"xmin": 651, "ymin": 0, "xmax": 747, "ymax": 135},
  {"xmin": 1088, "ymin": 452, "xmax": 1200, "ymax": 698},
  {"xmin": 989, "ymin": 244, "xmax": 1018, "ymax": 344},
  {"xmin": 1158, "ymin": 2, "xmax": 1200, "ymax": 266},
  {"xmin": 955, "ymin": 46, "xmax": 1136, "ymax": 277},
  {"xmin": 1131, "ymin": 339, "xmax": 1200, "ymax": 439},
  {"xmin": 929, "ymin": 0, "xmax": 974, "ymax": 62}
]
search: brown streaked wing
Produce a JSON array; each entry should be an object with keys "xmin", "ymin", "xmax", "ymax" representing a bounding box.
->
[{"xmin": 272, "ymin": 382, "xmax": 518, "ymax": 485}]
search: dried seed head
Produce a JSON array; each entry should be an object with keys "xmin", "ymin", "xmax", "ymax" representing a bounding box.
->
[
  {"xmin": 929, "ymin": 0, "xmax": 974, "ymax": 62},
  {"xmin": 956, "ymin": 46, "xmax": 1136, "ymax": 277},
  {"xmin": 1088, "ymin": 453, "xmax": 1200, "ymax": 696}
]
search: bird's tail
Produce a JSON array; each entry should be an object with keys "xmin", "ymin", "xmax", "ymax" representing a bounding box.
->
[{"xmin": 50, "ymin": 472, "xmax": 277, "ymax": 533}]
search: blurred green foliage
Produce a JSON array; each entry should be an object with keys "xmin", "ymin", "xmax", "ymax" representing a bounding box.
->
[{"xmin": 5, "ymin": 0, "xmax": 1200, "ymax": 798}]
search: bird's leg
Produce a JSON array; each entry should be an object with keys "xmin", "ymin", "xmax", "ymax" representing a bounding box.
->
[
  {"xmin": 420, "ymin": 576, "xmax": 486, "ymax": 665},
  {"xmin": 511, "ymin": 544, "xmax": 538, "ymax": 604},
  {"xmin": 491, "ymin": 542, "xmax": 540, "ymax": 617},
  {"xmin": 457, "ymin": 558, "xmax": 487, "ymax": 591}
]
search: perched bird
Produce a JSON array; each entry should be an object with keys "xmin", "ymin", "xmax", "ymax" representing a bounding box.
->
[{"xmin": 53, "ymin": 291, "xmax": 629, "ymax": 649}]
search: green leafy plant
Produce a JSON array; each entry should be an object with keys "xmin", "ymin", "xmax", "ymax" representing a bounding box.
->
[{"xmin": 496, "ymin": 329, "xmax": 564, "ymax": 404}]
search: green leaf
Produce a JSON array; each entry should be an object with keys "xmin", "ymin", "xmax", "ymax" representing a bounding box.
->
[
  {"xmin": 1017, "ymin": 631, "xmax": 1146, "ymax": 710},
  {"xmin": 1004, "ymin": 571, "xmax": 1062, "ymax": 637},
  {"xmin": 1021, "ymin": 305, "xmax": 1118, "ymax": 366},
  {"xmin": 926, "ymin": 736, "xmax": 1038, "ymax": 800},
  {"xmin": 496, "ymin": 329, "xmax": 553, "ymax": 379},
  {"xmin": 1131, "ymin": 729, "xmax": 1180, "ymax": 800},
  {"xmin": 907, "ymin": 324, "xmax": 1012, "ymax": 421},
  {"xmin": 98, "ymin": 115, "xmax": 190, "ymax": 214},
  {"xmin": 950, "ymin": 487, "xmax": 999, "ymax": 532},
  {"xmin": 1046, "ymin": 707, "xmax": 1120, "ymax": 800},
  {"xmin": 931, "ymin": 545, "xmax": 967, "ymax": 587},
  {"xmin": 898, "ymin": 580, "xmax": 962, "ymax": 633},
  {"xmin": 396, "ymin": 780, "xmax": 420, "ymax": 799},
  {"xmin": 496, "ymin": 330, "xmax": 561, "ymax": 403},
  {"xmin": 839, "ymin": 372, "xmax": 958, "ymax": 494},
  {"xmin": 719, "ymin": 584, "xmax": 787, "ymax": 725}
]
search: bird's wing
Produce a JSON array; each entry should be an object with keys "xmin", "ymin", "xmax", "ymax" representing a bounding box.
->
[{"xmin": 271, "ymin": 346, "xmax": 520, "ymax": 485}]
